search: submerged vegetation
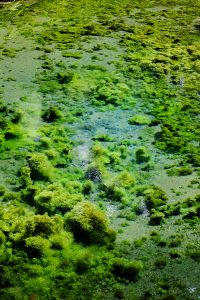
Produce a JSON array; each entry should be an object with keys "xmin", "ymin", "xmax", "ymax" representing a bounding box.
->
[{"xmin": 0, "ymin": 0, "xmax": 200, "ymax": 299}]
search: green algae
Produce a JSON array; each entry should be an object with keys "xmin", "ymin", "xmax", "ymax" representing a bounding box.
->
[{"xmin": 0, "ymin": 0, "xmax": 200, "ymax": 299}]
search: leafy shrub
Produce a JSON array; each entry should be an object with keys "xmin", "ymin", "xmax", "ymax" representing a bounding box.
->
[
  {"xmin": 102, "ymin": 182, "xmax": 126, "ymax": 202},
  {"xmin": 167, "ymin": 166, "xmax": 193, "ymax": 176},
  {"xmin": 49, "ymin": 232, "xmax": 73, "ymax": 250},
  {"xmin": 0, "ymin": 231, "xmax": 6, "ymax": 245},
  {"xmin": 82, "ymin": 180, "xmax": 94, "ymax": 194},
  {"xmin": 40, "ymin": 136, "xmax": 51, "ymax": 148},
  {"xmin": 114, "ymin": 171, "xmax": 136, "ymax": 188},
  {"xmin": 0, "ymin": 185, "xmax": 6, "ymax": 196},
  {"xmin": 56, "ymin": 71, "xmax": 74, "ymax": 84}
]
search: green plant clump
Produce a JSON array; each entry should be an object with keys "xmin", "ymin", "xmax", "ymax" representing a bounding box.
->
[
  {"xmin": 111, "ymin": 258, "xmax": 143, "ymax": 281},
  {"xmin": 66, "ymin": 201, "xmax": 116, "ymax": 245},
  {"xmin": 27, "ymin": 153, "xmax": 54, "ymax": 181},
  {"xmin": 135, "ymin": 147, "xmax": 151, "ymax": 163}
]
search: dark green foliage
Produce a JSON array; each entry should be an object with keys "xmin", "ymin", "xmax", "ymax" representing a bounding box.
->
[
  {"xmin": 160, "ymin": 194, "xmax": 200, "ymax": 219},
  {"xmin": 168, "ymin": 236, "xmax": 182, "ymax": 247},
  {"xmin": 186, "ymin": 146, "xmax": 200, "ymax": 167},
  {"xmin": 154, "ymin": 123, "xmax": 186, "ymax": 152},
  {"xmin": 186, "ymin": 250, "xmax": 200, "ymax": 261},
  {"xmin": 169, "ymin": 249, "xmax": 183, "ymax": 259},
  {"xmin": 151, "ymin": 233, "xmax": 167, "ymax": 247},
  {"xmin": 161, "ymin": 294, "xmax": 176, "ymax": 300},
  {"xmin": 154, "ymin": 258, "xmax": 167, "ymax": 269}
]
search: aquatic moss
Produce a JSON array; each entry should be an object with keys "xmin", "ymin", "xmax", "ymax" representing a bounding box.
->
[
  {"xmin": 25, "ymin": 236, "xmax": 51, "ymax": 257},
  {"xmin": 143, "ymin": 186, "xmax": 168, "ymax": 211},
  {"xmin": 42, "ymin": 106, "xmax": 62, "ymax": 123},
  {"xmin": 166, "ymin": 166, "xmax": 193, "ymax": 176},
  {"xmin": 11, "ymin": 214, "xmax": 62, "ymax": 244},
  {"xmin": 34, "ymin": 185, "xmax": 83, "ymax": 214},
  {"xmin": 19, "ymin": 166, "xmax": 32, "ymax": 188},
  {"xmin": 66, "ymin": 201, "xmax": 116, "ymax": 245},
  {"xmin": 27, "ymin": 153, "xmax": 53, "ymax": 181},
  {"xmin": 128, "ymin": 114, "xmax": 151, "ymax": 125},
  {"xmin": 149, "ymin": 211, "xmax": 165, "ymax": 225},
  {"xmin": 111, "ymin": 258, "xmax": 143, "ymax": 281},
  {"xmin": 135, "ymin": 147, "xmax": 151, "ymax": 164}
]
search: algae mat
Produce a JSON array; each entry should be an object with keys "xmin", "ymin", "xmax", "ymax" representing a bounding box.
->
[{"xmin": 0, "ymin": 0, "xmax": 200, "ymax": 299}]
